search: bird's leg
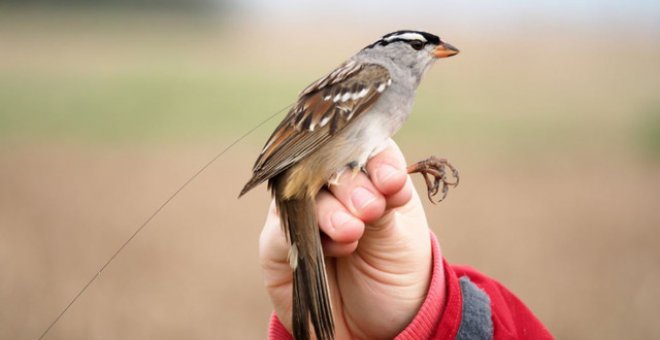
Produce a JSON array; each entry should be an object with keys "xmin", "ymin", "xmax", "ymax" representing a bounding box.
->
[
  {"xmin": 348, "ymin": 160, "xmax": 367, "ymax": 179},
  {"xmin": 328, "ymin": 168, "xmax": 347, "ymax": 187},
  {"xmin": 328, "ymin": 161, "xmax": 366, "ymax": 187},
  {"xmin": 407, "ymin": 156, "xmax": 459, "ymax": 203}
]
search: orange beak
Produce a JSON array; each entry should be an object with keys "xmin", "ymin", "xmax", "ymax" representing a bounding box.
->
[{"xmin": 433, "ymin": 42, "xmax": 459, "ymax": 58}]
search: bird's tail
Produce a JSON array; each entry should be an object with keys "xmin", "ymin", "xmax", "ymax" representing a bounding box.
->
[{"xmin": 276, "ymin": 195, "xmax": 334, "ymax": 340}]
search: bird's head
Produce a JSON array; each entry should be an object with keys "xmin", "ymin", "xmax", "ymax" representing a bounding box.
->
[{"xmin": 361, "ymin": 30, "xmax": 458, "ymax": 82}]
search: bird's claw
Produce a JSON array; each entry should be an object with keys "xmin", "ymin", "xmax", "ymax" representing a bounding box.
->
[{"xmin": 407, "ymin": 156, "xmax": 459, "ymax": 204}]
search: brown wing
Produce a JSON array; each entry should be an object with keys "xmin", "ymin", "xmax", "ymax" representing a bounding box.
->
[{"xmin": 239, "ymin": 61, "xmax": 392, "ymax": 196}]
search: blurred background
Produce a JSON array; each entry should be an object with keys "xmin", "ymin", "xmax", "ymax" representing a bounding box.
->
[{"xmin": 1, "ymin": 1, "xmax": 659, "ymax": 339}]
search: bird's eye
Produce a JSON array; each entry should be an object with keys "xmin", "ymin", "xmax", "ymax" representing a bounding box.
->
[{"xmin": 409, "ymin": 40, "xmax": 425, "ymax": 51}]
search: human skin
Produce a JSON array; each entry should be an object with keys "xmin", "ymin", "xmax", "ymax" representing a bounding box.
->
[{"xmin": 259, "ymin": 139, "xmax": 445, "ymax": 339}]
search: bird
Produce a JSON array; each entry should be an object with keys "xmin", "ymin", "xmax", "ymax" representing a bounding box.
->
[{"xmin": 239, "ymin": 30, "xmax": 460, "ymax": 340}]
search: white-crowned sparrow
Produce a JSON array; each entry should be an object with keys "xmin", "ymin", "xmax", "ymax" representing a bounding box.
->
[{"xmin": 239, "ymin": 30, "xmax": 459, "ymax": 340}]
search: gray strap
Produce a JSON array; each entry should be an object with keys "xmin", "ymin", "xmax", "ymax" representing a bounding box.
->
[{"xmin": 456, "ymin": 276, "xmax": 493, "ymax": 340}]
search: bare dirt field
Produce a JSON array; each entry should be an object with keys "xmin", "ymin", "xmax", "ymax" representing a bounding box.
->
[{"xmin": 2, "ymin": 141, "xmax": 659, "ymax": 339}]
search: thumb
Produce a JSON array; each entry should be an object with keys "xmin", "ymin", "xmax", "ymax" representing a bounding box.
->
[
  {"xmin": 259, "ymin": 200, "xmax": 292, "ymax": 285},
  {"xmin": 366, "ymin": 139, "xmax": 414, "ymax": 209}
]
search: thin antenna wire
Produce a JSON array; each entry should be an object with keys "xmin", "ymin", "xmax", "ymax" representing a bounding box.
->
[{"xmin": 37, "ymin": 104, "xmax": 291, "ymax": 340}]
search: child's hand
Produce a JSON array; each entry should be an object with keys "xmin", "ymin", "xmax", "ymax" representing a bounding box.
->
[{"xmin": 259, "ymin": 139, "xmax": 444, "ymax": 339}]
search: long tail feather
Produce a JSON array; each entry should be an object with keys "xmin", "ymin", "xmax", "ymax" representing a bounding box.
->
[{"xmin": 276, "ymin": 194, "xmax": 334, "ymax": 340}]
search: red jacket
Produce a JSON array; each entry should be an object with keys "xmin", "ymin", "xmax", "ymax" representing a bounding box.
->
[{"xmin": 268, "ymin": 233, "xmax": 553, "ymax": 339}]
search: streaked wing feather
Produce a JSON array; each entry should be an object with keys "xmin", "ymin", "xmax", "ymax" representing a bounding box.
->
[{"xmin": 239, "ymin": 62, "xmax": 391, "ymax": 195}]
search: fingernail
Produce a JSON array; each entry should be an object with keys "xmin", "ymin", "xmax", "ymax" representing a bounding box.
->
[
  {"xmin": 377, "ymin": 164, "xmax": 399, "ymax": 184},
  {"xmin": 331, "ymin": 211, "xmax": 352, "ymax": 229},
  {"xmin": 351, "ymin": 187, "xmax": 376, "ymax": 211}
]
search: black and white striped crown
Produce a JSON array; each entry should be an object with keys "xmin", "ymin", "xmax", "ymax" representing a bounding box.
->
[{"xmin": 365, "ymin": 30, "xmax": 441, "ymax": 49}]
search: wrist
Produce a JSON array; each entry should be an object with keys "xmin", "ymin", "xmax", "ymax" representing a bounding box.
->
[{"xmin": 394, "ymin": 231, "xmax": 447, "ymax": 340}]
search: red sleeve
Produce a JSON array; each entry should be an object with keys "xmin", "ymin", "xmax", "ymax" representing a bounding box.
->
[
  {"xmin": 451, "ymin": 264, "xmax": 553, "ymax": 340},
  {"xmin": 268, "ymin": 313, "xmax": 293, "ymax": 340},
  {"xmin": 267, "ymin": 232, "xmax": 553, "ymax": 340}
]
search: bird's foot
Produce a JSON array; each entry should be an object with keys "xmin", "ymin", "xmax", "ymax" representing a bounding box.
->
[
  {"xmin": 328, "ymin": 162, "xmax": 366, "ymax": 187},
  {"xmin": 328, "ymin": 170, "xmax": 345, "ymax": 187},
  {"xmin": 407, "ymin": 156, "xmax": 459, "ymax": 203},
  {"xmin": 348, "ymin": 161, "xmax": 367, "ymax": 179}
]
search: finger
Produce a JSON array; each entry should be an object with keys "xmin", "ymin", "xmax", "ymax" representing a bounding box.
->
[
  {"xmin": 366, "ymin": 139, "xmax": 408, "ymax": 196},
  {"xmin": 258, "ymin": 201, "xmax": 294, "ymax": 334},
  {"xmin": 317, "ymin": 190, "xmax": 364, "ymax": 257},
  {"xmin": 327, "ymin": 170, "xmax": 386, "ymax": 224},
  {"xmin": 322, "ymin": 234, "xmax": 359, "ymax": 257},
  {"xmin": 384, "ymin": 176, "xmax": 414, "ymax": 209},
  {"xmin": 366, "ymin": 139, "xmax": 413, "ymax": 209}
]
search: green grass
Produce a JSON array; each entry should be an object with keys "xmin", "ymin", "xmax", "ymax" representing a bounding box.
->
[
  {"xmin": 0, "ymin": 69, "xmax": 302, "ymax": 143},
  {"xmin": 0, "ymin": 70, "xmax": 576, "ymax": 147},
  {"xmin": 0, "ymin": 65, "xmax": 653, "ymax": 161},
  {"xmin": 638, "ymin": 105, "xmax": 660, "ymax": 161}
]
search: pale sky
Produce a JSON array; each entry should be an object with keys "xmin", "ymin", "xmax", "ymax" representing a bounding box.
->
[{"xmin": 232, "ymin": 0, "xmax": 660, "ymax": 32}]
